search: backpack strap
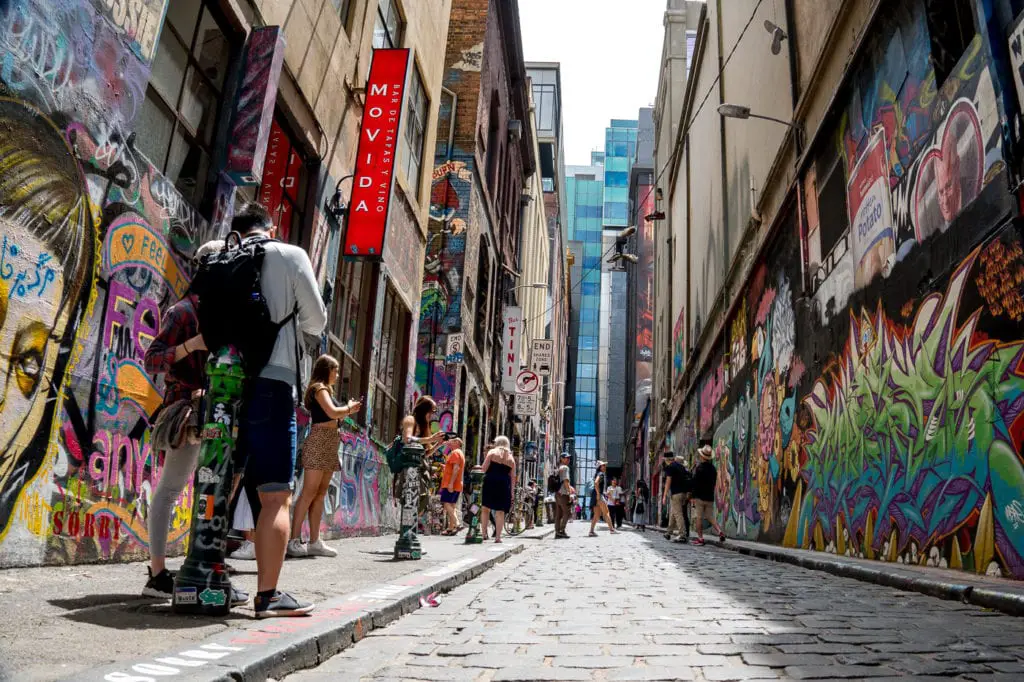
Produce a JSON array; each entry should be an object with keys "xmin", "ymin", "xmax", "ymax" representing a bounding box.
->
[{"xmin": 285, "ymin": 306, "xmax": 301, "ymax": 405}]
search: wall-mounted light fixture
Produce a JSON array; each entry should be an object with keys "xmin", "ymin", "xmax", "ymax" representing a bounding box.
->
[
  {"xmin": 718, "ymin": 103, "xmax": 803, "ymax": 144},
  {"xmin": 327, "ymin": 174, "xmax": 356, "ymax": 220}
]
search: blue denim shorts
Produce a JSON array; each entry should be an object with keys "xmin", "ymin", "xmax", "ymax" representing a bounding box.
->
[{"xmin": 242, "ymin": 378, "xmax": 297, "ymax": 493}]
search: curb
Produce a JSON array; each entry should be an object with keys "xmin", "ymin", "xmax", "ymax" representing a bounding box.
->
[
  {"xmin": 72, "ymin": 543, "xmax": 524, "ymax": 682},
  {"xmin": 511, "ymin": 526, "xmax": 555, "ymax": 540},
  {"xmin": 707, "ymin": 540, "xmax": 1024, "ymax": 617}
]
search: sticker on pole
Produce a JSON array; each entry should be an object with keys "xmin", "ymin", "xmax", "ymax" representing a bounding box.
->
[
  {"xmin": 199, "ymin": 588, "xmax": 226, "ymax": 607},
  {"xmin": 515, "ymin": 370, "xmax": 540, "ymax": 394}
]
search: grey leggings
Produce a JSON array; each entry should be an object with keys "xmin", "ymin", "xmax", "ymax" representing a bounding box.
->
[{"xmin": 148, "ymin": 443, "xmax": 200, "ymax": 559}]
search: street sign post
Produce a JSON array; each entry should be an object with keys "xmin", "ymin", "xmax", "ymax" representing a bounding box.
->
[
  {"xmin": 530, "ymin": 339, "xmax": 553, "ymax": 376},
  {"xmin": 445, "ymin": 333, "xmax": 464, "ymax": 364},
  {"xmin": 514, "ymin": 393, "xmax": 539, "ymax": 416},
  {"xmin": 515, "ymin": 369, "xmax": 540, "ymax": 395}
]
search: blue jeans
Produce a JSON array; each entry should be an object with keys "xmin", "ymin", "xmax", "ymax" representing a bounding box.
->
[{"xmin": 242, "ymin": 378, "xmax": 297, "ymax": 493}]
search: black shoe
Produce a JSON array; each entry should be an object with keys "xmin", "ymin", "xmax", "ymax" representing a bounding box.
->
[
  {"xmin": 254, "ymin": 590, "xmax": 315, "ymax": 618},
  {"xmin": 142, "ymin": 568, "xmax": 174, "ymax": 599},
  {"xmin": 663, "ymin": 533, "xmax": 671, "ymax": 540},
  {"xmin": 230, "ymin": 585, "xmax": 249, "ymax": 607}
]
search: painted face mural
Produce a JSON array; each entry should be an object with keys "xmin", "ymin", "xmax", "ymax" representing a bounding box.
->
[
  {"xmin": 915, "ymin": 99, "xmax": 983, "ymax": 238},
  {"xmin": 0, "ymin": 99, "xmax": 96, "ymax": 541}
]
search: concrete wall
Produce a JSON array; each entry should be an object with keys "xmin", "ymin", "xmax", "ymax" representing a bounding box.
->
[
  {"xmin": 685, "ymin": 9, "xmax": 726, "ymax": 350},
  {"xmin": 652, "ymin": 1, "xmax": 699, "ymax": 445}
]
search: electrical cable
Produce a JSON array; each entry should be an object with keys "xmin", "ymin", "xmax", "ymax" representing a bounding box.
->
[{"xmin": 519, "ymin": 0, "xmax": 768, "ymax": 328}]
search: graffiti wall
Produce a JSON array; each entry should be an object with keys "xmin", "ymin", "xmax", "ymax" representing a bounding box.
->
[
  {"xmin": 691, "ymin": 4, "xmax": 1024, "ymax": 579},
  {"xmin": 0, "ymin": 0, "xmax": 216, "ymax": 567},
  {"xmin": 297, "ymin": 428, "xmax": 396, "ymax": 538},
  {"xmin": 415, "ymin": 156, "xmax": 473, "ymax": 415}
]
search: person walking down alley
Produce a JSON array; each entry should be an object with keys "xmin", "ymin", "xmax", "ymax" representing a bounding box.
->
[
  {"xmin": 632, "ymin": 480, "xmax": 648, "ymax": 531},
  {"xmin": 608, "ymin": 478, "xmax": 624, "ymax": 529},
  {"xmin": 661, "ymin": 451, "xmax": 692, "ymax": 543},
  {"xmin": 287, "ymin": 355, "xmax": 361, "ymax": 558},
  {"xmin": 589, "ymin": 461, "xmax": 618, "ymax": 536},
  {"xmin": 692, "ymin": 445, "xmax": 726, "ymax": 545},
  {"xmin": 232, "ymin": 204, "xmax": 327, "ymax": 618},
  {"xmin": 440, "ymin": 438, "xmax": 465, "ymax": 535},
  {"xmin": 480, "ymin": 436, "xmax": 516, "ymax": 543},
  {"xmin": 143, "ymin": 240, "xmax": 248, "ymax": 605},
  {"xmin": 553, "ymin": 452, "xmax": 572, "ymax": 538}
]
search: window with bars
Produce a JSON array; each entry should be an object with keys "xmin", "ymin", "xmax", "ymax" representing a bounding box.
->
[
  {"xmin": 257, "ymin": 117, "xmax": 310, "ymax": 245},
  {"xmin": 372, "ymin": 284, "xmax": 411, "ymax": 439},
  {"xmin": 373, "ymin": 0, "xmax": 403, "ymax": 49},
  {"xmin": 136, "ymin": 0, "xmax": 236, "ymax": 208},
  {"xmin": 328, "ymin": 259, "xmax": 377, "ymax": 418},
  {"xmin": 400, "ymin": 64, "xmax": 428, "ymax": 197}
]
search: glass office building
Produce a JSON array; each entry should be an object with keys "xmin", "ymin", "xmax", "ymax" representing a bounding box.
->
[
  {"xmin": 601, "ymin": 120, "xmax": 637, "ymax": 470},
  {"xmin": 603, "ymin": 120, "xmax": 638, "ymax": 227},
  {"xmin": 566, "ymin": 160, "xmax": 604, "ymax": 502},
  {"xmin": 565, "ymin": 120, "xmax": 637, "ymax": 502}
]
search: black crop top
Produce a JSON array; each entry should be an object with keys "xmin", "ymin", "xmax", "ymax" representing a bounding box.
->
[{"xmin": 308, "ymin": 386, "xmax": 334, "ymax": 424}]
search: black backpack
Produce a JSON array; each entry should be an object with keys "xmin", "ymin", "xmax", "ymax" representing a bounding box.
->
[
  {"xmin": 190, "ymin": 233, "xmax": 295, "ymax": 378},
  {"xmin": 547, "ymin": 472, "xmax": 561, "ymax": 494}
]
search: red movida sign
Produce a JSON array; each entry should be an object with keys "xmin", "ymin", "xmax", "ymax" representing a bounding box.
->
[{"xmin": 344, "ymin": 48, "xmax": 411, "ymax": 257}]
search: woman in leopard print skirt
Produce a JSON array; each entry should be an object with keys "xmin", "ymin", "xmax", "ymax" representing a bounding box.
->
[{"xmin": 288, "ymin": 355, "xmax": 362, "ymax": 558}]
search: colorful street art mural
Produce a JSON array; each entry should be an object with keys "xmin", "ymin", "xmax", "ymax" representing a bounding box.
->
[
  {"xmin": 635, "ymin": 183, "xmax": 655, "ymax": 411},
  {"xmin": 692, "ymin": 4, "xmax": 1024, "ymax": 579},
  {"xmin": 0, "ymin": 0, "xmax": 395, "ymax": 567},
  {"xmin": 415, "ymin": 157, "xmax": 473, "ymax": 413},
  {"xmin": 298, "ymin": 428, "xmax": 397, "ymax": 538},
  {"xmin": 0, "ymin": 0, "xmax": 208, "ymax": 567}
]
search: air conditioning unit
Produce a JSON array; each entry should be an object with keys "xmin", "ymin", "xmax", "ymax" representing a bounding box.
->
[{"xmin": 508, "ymin": 119, "xmax": 523, "ymax": 142}]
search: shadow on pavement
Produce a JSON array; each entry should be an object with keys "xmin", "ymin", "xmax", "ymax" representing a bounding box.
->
[{"xmin": 49, "ymin": 595, "xmax": 249, "ymax": 629}]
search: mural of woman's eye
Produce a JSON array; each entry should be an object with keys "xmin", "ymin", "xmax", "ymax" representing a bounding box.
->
[
  {"xmin": 15, "ymin": 351, "xmax": 42, "ymax": 396},
  {"xmin": 11, "ymin": 324, "xmax": 48, "ymax": 398}
]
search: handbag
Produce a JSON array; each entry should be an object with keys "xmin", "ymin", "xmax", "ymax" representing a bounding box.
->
[{"xmin": 151, "ymin": 396, "xmax": 201, "ymax": 452}]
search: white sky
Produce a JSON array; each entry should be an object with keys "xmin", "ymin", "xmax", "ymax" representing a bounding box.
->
[{"xmin": 519, "ymin": 0, "xmax": 666, "ymax": 166}]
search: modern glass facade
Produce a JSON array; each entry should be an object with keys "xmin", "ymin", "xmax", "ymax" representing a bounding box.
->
[
  {"xmin": 566, "ymin": 162, "xmax": 604, "ymax": 502},
  {"xmin": 600, "ymin": 119, "xmax": 637, "ymax": 470},
  {"xmin": 603, "ymin": 120, "xmax": 638, "ymax": 227}
]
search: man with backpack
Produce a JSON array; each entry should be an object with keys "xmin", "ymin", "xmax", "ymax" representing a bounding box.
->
[
  {"xmin": 660, "ymin": 451, "xmax": 692, "ymax": 543},
  {"xmin": 192, "ymin": 203, "xmax": 327, "ymax": 618}
]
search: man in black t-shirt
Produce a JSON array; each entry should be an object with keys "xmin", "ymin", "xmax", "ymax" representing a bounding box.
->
[{"xmin": 660, "ymin": 451, "xmax": 692, "ymax": 543}]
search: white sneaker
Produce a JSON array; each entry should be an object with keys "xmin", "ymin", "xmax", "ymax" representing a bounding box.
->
[
  {"xmin": 230, "ymin": 540, "xmax": 256, "ymax": 560},
  {"xmin": 306, "ymin": 539, "xmax": 338, "ymax": 557},
  {"xmin": 286, "ymin": 538, "xmax": 308, "ymax": 557}
]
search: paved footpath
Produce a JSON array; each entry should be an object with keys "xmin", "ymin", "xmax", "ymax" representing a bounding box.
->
[
  {"xmin": 0, "ymin": 534, "xmax": 504, "ymax": 681},
  {"xmin": 284, "ymin": 528, "xmax": 1024, "ymax": 682}
]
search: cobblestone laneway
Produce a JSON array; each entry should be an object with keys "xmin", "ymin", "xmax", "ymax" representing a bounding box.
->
[{"xmin": 285, "ymin": 530, "xmax": 1024, "ymax": 681}]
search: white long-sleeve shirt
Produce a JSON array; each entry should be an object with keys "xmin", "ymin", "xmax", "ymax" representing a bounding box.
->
[{"xmin": 259, "ymin": 241, "xmax": 327, "ymax": 386}]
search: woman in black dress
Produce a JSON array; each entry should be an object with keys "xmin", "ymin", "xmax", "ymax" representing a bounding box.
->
[{"xmin": 480, "ymin": 435, "xmax": 516, "ymax": 543}]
